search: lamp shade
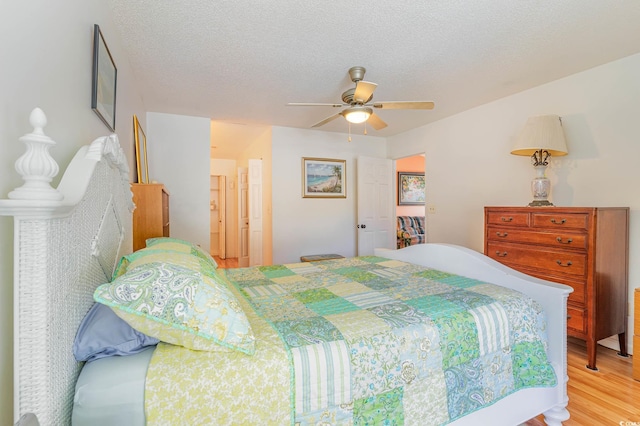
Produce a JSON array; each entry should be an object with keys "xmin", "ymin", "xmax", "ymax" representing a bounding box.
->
[{"xmin": 511, "ymin": 115, "xmax": 568, "ymax": 156}]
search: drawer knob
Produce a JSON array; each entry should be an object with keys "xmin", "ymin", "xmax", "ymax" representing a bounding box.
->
[
  {"xmin": 556, "ymin": 260, "xmax": 573, "ymax": 267},
  {"xmin": 556, "ymin": 237, "xmax": 573, "ymax": 244},
  {"xmin": 550, "ymin": 218, "xmax": 566, "ymax": 225},
  {"xmin": 496, "ymin": 232, "xmax": 508, "ymax": 238},
  {"xmin": 501, "ymin": 217, "xmax": 513, "ymax": 222},
  {"xmin": 495, "ymin": 251, "xmax": 507, "ymax": 257}
]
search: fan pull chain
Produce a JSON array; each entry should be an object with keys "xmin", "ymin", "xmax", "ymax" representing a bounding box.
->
[
  {"xmin": 348, "ymin": 122, "xmax": 352, "ymax": 142},
  {"xmin": 364, "ymin": 121, "xmax": 368, "ymax": 136}
]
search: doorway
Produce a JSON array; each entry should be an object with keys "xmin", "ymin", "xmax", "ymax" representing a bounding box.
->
[
  {"xmin": 210, "ymin": 175, "xmax": 226, "ymax": 259},
  {"xmin": 394, "ymin": 154, "xmax": 426, "ymax": 215},
  {"xmin": 393, "ymin": 153, "xmax": 427, "ymax": 246},
  {"xmin": 210, "ymin": 120, "xmax": 272, "ymax": 267},
  {"xmin": 210, "ymin": 158, "xmax": 239, "ymax": 265},
  {"xmin": 210, "ymin": 159, "xmax": 264, "ymax": 267}
]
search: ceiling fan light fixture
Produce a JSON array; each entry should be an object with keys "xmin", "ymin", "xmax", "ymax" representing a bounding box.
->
[
  {"xmin": 290, "ymin": 66, "xmax": 434, "ymax": 131},
  {"xmin": 343, "ymin": 106, "xmax": 372, "ymax": 124}
]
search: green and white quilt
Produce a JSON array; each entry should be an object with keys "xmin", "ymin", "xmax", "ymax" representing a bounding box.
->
[
  {"xmin": 223, "ymin": 256, "xmax": 557, "ymax": 425},
  {"xmin": 143, "ymin": 255, "xmax": 556, "ymax": 425}
]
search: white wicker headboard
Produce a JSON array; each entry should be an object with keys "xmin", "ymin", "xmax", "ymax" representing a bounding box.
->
[{"xmin": 0, "ymin": 108, "xmax": 134, "ymax": 425}]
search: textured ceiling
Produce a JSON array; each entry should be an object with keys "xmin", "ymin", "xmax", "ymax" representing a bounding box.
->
[{"xmin": 108, "ymin": 0, "xmax": 640, "ymax": 138}]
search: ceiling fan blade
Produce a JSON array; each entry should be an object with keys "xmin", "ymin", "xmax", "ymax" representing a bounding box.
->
[
  {"xmin": 287, "ymin": 102, "xmax": 345, "ymax": 107},
  {"xmin": 367, "ymin": 112, "xmax": 387, "ymax": 130},
  {"xmin": 372, "ymin": 101, "xmax": 435, "ymax": 110},
  {"xmin": 353, "ymin": 81, "xmax": 377, "ymax": 103},
  {"xmin": 311, "ymin": 113, "xmax": 342, "ymax": 128}
]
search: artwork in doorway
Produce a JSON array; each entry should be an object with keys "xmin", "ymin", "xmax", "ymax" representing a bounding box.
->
[
  {"xmin": 91, "ymin": 24, "xmax": 117, "ymax": 132},
  {"xmin": 302, "ymin": 157, "xmax": 346, "ymax": 198},
  {"xmin": 133, "ymin": 115, "xmax": 149, "ymax": 183},
  {"xmin": 398, "ymin": 172, "xmax": 425, "ymax": 205}
]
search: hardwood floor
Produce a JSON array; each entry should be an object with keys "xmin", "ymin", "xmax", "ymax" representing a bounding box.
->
[
  {"xmin": 213, "ymin": 255, "xmax": 238, "ymax": 268},
  {"xmin": 212, "ymin": 254, "xmax": 638, "ymax": 424},
  {"xmin": 525, "ymin": 338, "xmax": 639, "ymax": 425}
]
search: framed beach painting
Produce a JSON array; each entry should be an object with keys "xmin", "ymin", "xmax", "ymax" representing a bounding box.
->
[
  {"xmin": 398, "ymin": 172, "xmax": 425, "ymax": 205},
  {"xmin": 91, "ymin": 24, "xmax": 117, "ymax": 132},
  {"xmin": 302, "ymin": 157, "xmax": 346, "ymax": 198}
]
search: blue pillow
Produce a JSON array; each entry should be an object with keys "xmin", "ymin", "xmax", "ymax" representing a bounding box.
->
[{"xmin": 73, "ymin": 302, "xmax": 159, "ymax": 362}]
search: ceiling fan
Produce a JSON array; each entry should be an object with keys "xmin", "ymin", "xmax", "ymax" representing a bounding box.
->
[{"xmin": 287, "ymin": 66, "xmax": 435, "ymax": 131}]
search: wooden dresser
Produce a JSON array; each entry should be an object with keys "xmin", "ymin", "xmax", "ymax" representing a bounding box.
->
[
  {"xmin": 132, "ymin": 183, "xmax": 170, "ymax": 251},
  {"xmin": 484, "ymin": 206, "xmax": 629, "ymax": 370}
]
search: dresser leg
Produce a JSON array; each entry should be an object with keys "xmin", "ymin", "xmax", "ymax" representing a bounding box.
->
[
  {"xmin": 586, "ymin": 339, "xmax": 598, "ymax": 371},
  {"xmin": 617, "ymin": 332, "xmax": 629, "ymax": 357}
]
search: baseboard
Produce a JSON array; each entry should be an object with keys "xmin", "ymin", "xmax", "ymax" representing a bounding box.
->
[
  {"xmin": 598, "ymin": 336, "xmax": 620, "ymax": 351},
  {"xmin": 598, "ymin": 335, "xmax": 634, "ymax": 355}
]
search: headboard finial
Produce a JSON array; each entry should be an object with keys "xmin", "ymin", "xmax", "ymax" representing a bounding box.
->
[
  {"xmin": 8, "ymin": 108, "xmax": 63, "ymax": 201},
  {"xmin": 29, "ymin": 107, "xmax": 47, "ymax": 135}
]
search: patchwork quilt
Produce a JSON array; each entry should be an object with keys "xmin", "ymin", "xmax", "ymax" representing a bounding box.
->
[
  {"xmin": 144, "ymin": 256, "xmax": 556, "ymax": 425},
  {"xmin": 224, "ymin": 256, "xmax": 557, "ymax": 425}
]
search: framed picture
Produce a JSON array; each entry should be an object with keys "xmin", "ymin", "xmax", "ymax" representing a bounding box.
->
[
  {"xmin": 91, "ymin": 24, "xmax": 117, "ymax": 132},
  {"xmin": 398, "ymin": 172, "xmax": 425, "ymax": 205},
  {"xmin": 302, "ymin": 157, "xmax": 346, "ymax": 198},
  {"xmin": 133, "ymin": 115, "xmax": 149, "ymax": 183}
]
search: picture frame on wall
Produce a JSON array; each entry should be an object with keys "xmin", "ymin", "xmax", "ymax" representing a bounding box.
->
[
  {"xmin": 133, "ymin": 115, "xmax": 149, "ymax": 184},
  {"xmin": 398, "ymin": 172, "xmax": 425, "ymax": 205},
  {"xmin": 91, "ymin": 24, "xmax": 117, "ymax": 132},
  {"xmin": 302, "ymin": 157, "xmax": 346, "ymax": 198}
]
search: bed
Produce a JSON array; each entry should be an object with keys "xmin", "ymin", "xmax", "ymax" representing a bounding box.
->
[{"xmin": 0, "ymin": 109, "xmax": 572, "ymax": 425}]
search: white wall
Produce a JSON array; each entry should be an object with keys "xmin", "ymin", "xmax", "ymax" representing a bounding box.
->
[
  {"xmin": 0, "ymin": 1, "xmax": 146, "ymax": 422},
  {"xmin": 147, "ymin": 112, "xmax": 211, "ymax": 251},
  {"xmin": 271, "ymin": 127, "xmax": 387, "ymax": 264},
  {"xmin": 388, "ymin": 52, "xmax": 640, "ymax": 352}
]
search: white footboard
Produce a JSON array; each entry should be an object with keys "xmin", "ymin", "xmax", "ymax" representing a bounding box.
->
[{"xmin": 375, "ymin": 244, "xmax": 572, "ymax": 425}]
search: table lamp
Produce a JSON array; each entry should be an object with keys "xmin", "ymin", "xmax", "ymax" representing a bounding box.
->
[{"xmin": 511, "ymin": 115, "xmax": 568, "ymax": 206}]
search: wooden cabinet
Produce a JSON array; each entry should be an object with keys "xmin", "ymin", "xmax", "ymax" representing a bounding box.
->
[
  {"xmin": 634, "ymin": 288, "xmax": 639, "ymax": 381},
  {"xmin": 132, "ymin": 183, "xmax": 170, "ymax": 251},
  {"xmin": 484, "ymin": 206, "xmax": 629, "ymax": 370}
]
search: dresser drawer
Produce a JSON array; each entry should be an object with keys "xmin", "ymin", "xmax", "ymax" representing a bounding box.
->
[
  {"xmin": 520, "ymin": 270, "xmax": 586, "ymax": 306},
  {"xmin": 532, "ymin": 212, "xmax": 589, "ymax": 231},
  {"xmin": 486, "ymin": 226, "xmax": 587, "ymax": 249},
  {"xmin": 486, "ymin": 211, "xmax": 530, "ymax": 227},
  {"xmin": 567, "ymin": 306, "xmax": 586, "ymax": 334},
  {"xmin": 487, "ymin": 242, "xmax": 587, "ymax": 278}
]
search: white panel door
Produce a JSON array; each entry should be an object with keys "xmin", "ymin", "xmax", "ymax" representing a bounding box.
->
[
  {"xmin": 237, "ymin": 167, "xmax": 249, "ymax": 267},
  {"xmin": 248, "ymin": 159, "xmax": 263, "ymax": 266},
  {"xmin": 218, "ymin": 176, "xmax": 226, "ymax": 259},
  {"xmin": 356, "ymin": 156, "xmax": 394, "ymax": 255}
]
